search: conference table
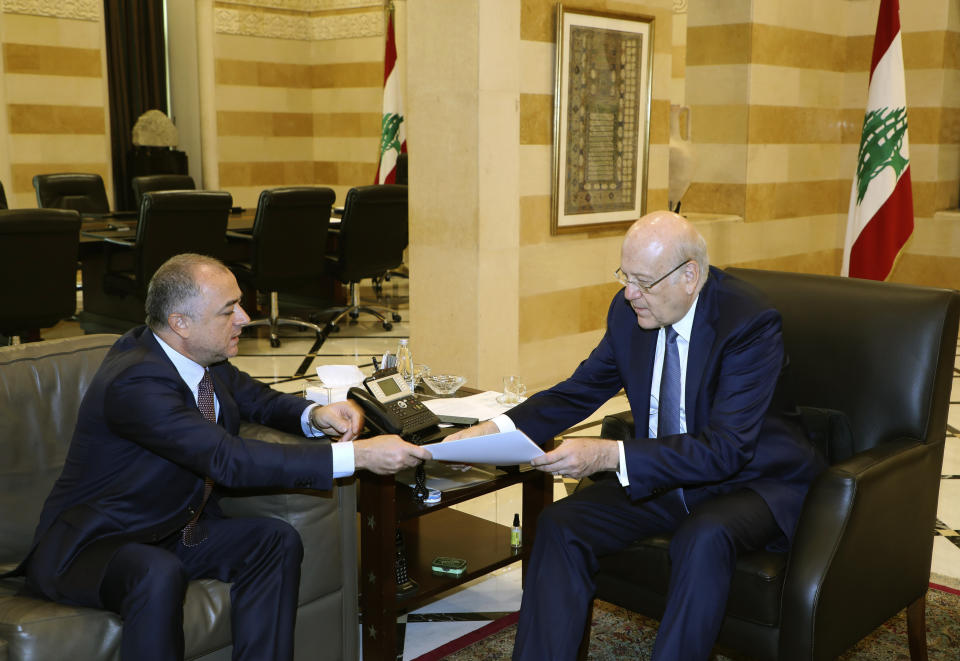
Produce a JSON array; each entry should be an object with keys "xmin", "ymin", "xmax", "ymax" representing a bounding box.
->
[
  {"xmin": 77, "ymin": 205, "xmax": 344, "ymax": 245},
  {"xmin": 77, "ymin": 207, "xmax": 258, "ymax": 246}
]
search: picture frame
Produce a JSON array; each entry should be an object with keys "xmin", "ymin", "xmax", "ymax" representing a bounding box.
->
[{"xmin": 551, "ymin": 5, "xmax": 655, "ymax": 234}]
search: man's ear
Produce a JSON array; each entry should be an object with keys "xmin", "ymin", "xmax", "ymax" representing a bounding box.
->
[
  {"xmin": 167, "ymin": 313, "xmax": 190, "ymax": 340},
  {"xmin": 683, "ymin": 261, "xmax": 700, "ymax": 294}
]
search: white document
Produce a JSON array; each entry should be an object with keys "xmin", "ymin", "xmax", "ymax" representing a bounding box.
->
[
  {"xmin": 426, "ymin": 430, "xmax": 544, "ymax": 465},
  {"xmin": 422, "ymin": 390, "xmax": 518, "ymax": 421}
]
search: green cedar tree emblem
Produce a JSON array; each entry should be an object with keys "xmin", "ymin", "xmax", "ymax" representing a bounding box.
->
[
  {"xmin": 380, "ymin": 113, "xmax": 403, "ymax": 156},
  {"xmin": 855, "ymin": 106, "xmax": 909, "ymax": 205}
]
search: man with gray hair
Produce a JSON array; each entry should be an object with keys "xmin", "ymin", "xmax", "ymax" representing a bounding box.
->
[
  {"xmin": 23, "ymin": 253, "xmax": 431, "ymax": 661},
  {"xmin": 451, "ymin": 211, "xmax": 824, "ymax": 660}
]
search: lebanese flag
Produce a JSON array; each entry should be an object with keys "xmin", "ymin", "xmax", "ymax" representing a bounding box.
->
[
  {"xmin": 375, "ymin": 8, "xmax": 406, "ymax": 184},
  {"xmin": 841, "ymin": 0, "xmax": 913, "ymax": 280}
]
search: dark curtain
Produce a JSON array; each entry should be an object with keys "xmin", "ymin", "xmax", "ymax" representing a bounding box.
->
[{"xmin": 103, "ymin": 0, "xmax": 167, "ymax": 211}]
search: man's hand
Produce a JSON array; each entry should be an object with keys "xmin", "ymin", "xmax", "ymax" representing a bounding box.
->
[
  {"xmin": 353, "ymin": 435, "xmax": 433, "ymax": 475},
  {"xmin": 530, "ymin": 437, "xmax": 619, "ymax": 480},
  {"xmin": 311, "ymin": 400, "xmax": 364, "ymax": 442},
  {"xmin": 443, "ymin": 420, "xmax": 499, "ymax": 442}
]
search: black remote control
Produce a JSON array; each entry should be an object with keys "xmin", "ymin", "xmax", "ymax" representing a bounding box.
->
[{"xmin": 436, "ymin": 414, "xmax": 479, "ymax": 426}]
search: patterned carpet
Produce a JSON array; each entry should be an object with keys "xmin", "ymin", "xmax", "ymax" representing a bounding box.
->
[{"xmin": 425, "ymin": 585, "xmax": 960, "ymax": 660}]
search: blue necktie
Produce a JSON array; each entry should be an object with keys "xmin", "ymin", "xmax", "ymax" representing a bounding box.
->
[{"xmin": 658, "ymin": 325, "xmax": 682, "ymax": 437}]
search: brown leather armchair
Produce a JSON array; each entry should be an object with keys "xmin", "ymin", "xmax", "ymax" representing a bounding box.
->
[{"xmin": 579, "ymin": 268, "xmax": 960, "ymax": 661}]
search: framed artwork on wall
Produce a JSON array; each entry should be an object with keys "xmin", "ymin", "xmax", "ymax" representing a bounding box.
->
[{"xmin": 551, "ymin": 5, "xmax": 654, "ymax": 234}]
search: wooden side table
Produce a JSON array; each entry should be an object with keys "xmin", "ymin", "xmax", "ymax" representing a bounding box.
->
[{"xmin": 358, "ymin": 459, "xmax": 553, "ymax": 660}]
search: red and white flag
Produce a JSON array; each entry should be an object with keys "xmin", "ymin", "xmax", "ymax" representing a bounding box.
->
[
  {"xmin": 375, "ymin": 7, "xmax": 406, "ymax": 184},
  {"xmin": 842, "ymin": 0, "xmax": 913, "ymax": 280}
]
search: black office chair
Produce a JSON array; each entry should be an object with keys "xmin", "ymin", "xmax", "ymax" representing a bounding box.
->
[
  {"xmin": 322, "ymin": 185, "xmax": 406, "ymax": 332},
  {"xmin": 0, "ymin": 209, "xmax": 81, "ymax": 344},
  {"xmin": 131, "ymin": 174, "xmax": 196, "ymax": 209},
  {"xmin": 578, "ymin": 268, "xmax": 960, "ymax": 661},
  {"xmin": 33, "ymin": 173, "xmax": 110, "ymax": 215},
  {"xmin": 101, "ymin": 190, "xmax": 232, "ymax": 301},
  {"xmin": 228, "ymin": 187, "xmax": 335, "ymax": 348}
]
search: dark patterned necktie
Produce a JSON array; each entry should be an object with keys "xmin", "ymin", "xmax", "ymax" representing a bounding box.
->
[
  {"xmin": 658, "ymin": 325, "xmax": 683, "ymax": 437},
  {"xmin": 182, "ymin": 369, "xmax": 216, "ymax": 547}
]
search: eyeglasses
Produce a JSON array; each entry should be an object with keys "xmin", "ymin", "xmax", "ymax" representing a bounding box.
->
[{"xmin": 614, "ymin": 260, "xmax": 690, "ymax": 294}]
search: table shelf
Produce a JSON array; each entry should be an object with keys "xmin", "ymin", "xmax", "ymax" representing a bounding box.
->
[{"xmin": 393, "ymin": 508, "xmax": 527, "ymax": 612}]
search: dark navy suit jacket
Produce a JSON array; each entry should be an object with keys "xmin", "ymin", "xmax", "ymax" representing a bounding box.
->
[
  {"xmin": 507, "ymin": 267, "xmax": 824, "ymax": 544},
  {"xmin": 25, "ymin": 326, "xmax": 333, "ymax": 603}
]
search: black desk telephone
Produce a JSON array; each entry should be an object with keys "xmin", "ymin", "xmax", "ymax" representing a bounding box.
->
[{"xmin": 348, "ymin": 371, "xmax": 441, "ymax": 440}]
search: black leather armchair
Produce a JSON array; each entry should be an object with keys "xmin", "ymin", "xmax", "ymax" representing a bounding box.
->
[
  {"xmin": 77, "ymin": 190, "xmax": 232, "ymax": 332},
  {"xmin": 131, "ymin": 174, "xmax": 196, "ymax": 208},
  {"xmin": 323, "ymin": 184, "xmax": 406, "ymax": 332},
  {"xmin": 102, "ymin": 190, "xmax": 232, "ymax": 300},
  {"xmin": 228, "ymin": 186, "xmax": 335, "ymax": 348},
  {"xmin": 32, "ymin": 173, "xmax": 110, "ymax": 214},
  {"xmin": 579, "ymin": 268, "xmax": 960, "ymax": 661},
  {"xmin": 0, "ymin": 209, "xmax": 81, "ymax": 344}
]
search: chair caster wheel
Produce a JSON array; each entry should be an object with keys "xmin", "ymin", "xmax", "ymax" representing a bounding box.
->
[
  {"xmin": 392, "ymin": 313, "xmax": 402, "ymax": 322},
  {"xmin": 349, "ymin": 310, "xmax": 359, "ymax": 320},
  {"xmin": 383, "ymin": 322, "xmax": 393, "ymax": 331},
  {"xmin": 270, "ymin": 337, "xmax": 281, "ymax": 348}
]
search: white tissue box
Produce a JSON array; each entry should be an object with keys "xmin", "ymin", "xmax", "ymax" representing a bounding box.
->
[
  {"xmin": 306, "ymin": 365, "xmax": 366, "ymax": 404},
  {"xmin": 305, "ymin": 384, "xmax": 352, "ymax": 405}
]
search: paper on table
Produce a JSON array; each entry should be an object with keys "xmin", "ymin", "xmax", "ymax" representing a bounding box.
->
[
  {"xmin": 426, "ymin": 430, "xmax": 544, "ymax": 465},
  {"xmin": 422, "ymin": 390, "xmax": 517, "ymax": 421}
]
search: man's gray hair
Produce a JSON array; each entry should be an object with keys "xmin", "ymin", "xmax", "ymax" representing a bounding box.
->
[
  {"xmin": 670, "ymin": 225, "xmax": 709, "ymax": 284},
  {"xmin": 145, "ymin": 253, "xmax": 227, "ymax": 332}
]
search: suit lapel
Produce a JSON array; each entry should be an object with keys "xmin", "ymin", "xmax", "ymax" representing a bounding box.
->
[
  {"xmin": 627, "ymin": 320, "xmax": 658, "ymax": 438},
  {"xmin": 685, "ymin": 273, "xmax": 720, "ymax": 432},
  {"xmin": 210, "ymin": 367, "xmax": 238, "ymax": 432}
]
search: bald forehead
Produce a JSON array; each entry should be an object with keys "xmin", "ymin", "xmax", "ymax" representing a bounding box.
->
[{"xmin": 624, "ymin": 212, "xmax": 697, "ymax": 254}]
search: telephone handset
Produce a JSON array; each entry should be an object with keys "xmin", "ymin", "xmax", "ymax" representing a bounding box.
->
[{"xmin": 347, "ymin": 371, "xmax": 440, "ymax": 439}]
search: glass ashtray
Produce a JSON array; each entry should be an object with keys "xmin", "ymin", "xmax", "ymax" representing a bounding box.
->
[{"xmin": 423, "ymin": 374, "xmax": 467, "ymax": 395}]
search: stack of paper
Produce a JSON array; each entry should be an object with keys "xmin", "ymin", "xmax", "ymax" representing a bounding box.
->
[
  {"xmin": 422, "ymin": 390, "xmax": 516, "ymax": 420},
  {"xmin": 425, "ymin": 430, "xmax": 544, "ymax": 465}
]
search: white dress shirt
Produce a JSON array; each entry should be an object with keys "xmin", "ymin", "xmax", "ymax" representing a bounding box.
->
[
  {"xmin": 153, "ymin": 331, "xmax": 354, "ymax": 478},
  {"xmin": 489, "ymin": 296, "xmax": 700, "ymax": 488}
]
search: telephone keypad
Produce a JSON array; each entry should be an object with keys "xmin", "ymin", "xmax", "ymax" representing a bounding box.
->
[{"xmin": 386, "ymin": 397, "xmax": 437, "ymax": 434}]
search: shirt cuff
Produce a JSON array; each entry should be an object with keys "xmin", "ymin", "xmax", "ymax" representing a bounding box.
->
[
  {"xmin": 491, "ymin": 414, "xmax": 515, "ymax": 432},
  {"xmin": 302, "ymin": 403, "xmax": 323, "ymax": 436},
  {"xmin": 615, "ymin": 440, "xmax": 630, "ymax": 487},
  {"xmin": 331, "ymin": 440, "xmax": 355, "ymax": 479}
]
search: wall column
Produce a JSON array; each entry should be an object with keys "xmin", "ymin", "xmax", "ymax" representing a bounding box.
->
[{"xmin": 407, "ymin": 0, "xmax": 520, "ymax": 391}]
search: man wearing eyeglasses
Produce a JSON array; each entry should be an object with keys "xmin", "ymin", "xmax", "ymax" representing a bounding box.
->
[{"xmin": 449, "ymin": 210, "xmax": 825, "ymax": 660}]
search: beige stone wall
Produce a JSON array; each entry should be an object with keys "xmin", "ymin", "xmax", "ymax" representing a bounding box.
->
[
  {"xmin": 516, "ymin": 0, "xmax": 674, "ymax": 391},
  {"xmin": 210, "ymin": 0, "xmax": 388, "ymax": 208},
  {"xmin": 411, "ymin": 0, "xmax": 960, "ymax": 392},
  {"xmin": 0, "ymin": 2, "xmax": 111, "ymax": 209},
  {"xmin": 683, "ymin": 0, "xmax": 960, "ymax": 288},
  {"xmin": 0, "ymin": 0, "xmax": 957, "ymax": 390}
]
